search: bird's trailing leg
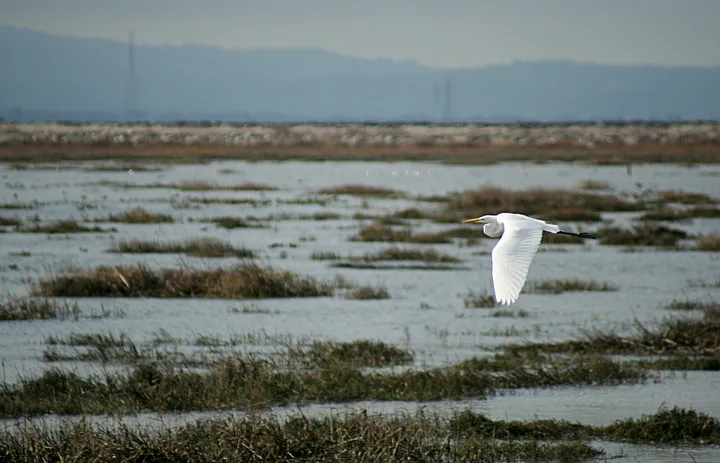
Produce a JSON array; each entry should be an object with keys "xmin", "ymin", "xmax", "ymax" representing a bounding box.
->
[{"xmin": 555, "ymin": 230, "xmax": 597, "ymax": 239}]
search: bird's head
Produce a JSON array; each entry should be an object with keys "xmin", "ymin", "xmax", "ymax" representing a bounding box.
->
[{"xmin": 462, "ymin": 215, "xmax": 492, "ymax": 224}]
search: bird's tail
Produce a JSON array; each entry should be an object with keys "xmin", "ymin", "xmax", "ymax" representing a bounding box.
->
[{"xmin": 543, "ymin": 223, "xmax": 561, "ymax": 234}]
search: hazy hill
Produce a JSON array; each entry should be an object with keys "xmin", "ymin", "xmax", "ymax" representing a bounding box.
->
[{"xmin": 1, "ymin": 25, "xmax": 719, "ymax": 122}]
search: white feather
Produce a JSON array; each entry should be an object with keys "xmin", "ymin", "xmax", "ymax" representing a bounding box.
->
[{"xmin": 491, "ymin": 216, "xmax": 544, "ymax": 305}]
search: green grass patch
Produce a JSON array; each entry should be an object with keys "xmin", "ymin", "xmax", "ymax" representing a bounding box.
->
[
  {"xmin": 0, "ymin": 202, "xmax": 38, "ymax": 210},
  {"xmin": 451, "ymin": 407, "xmax": 720, "ymax": 445},
  {"xmin": 505, "ymin": 307, "xmax": 720, "ymax": 357},
  {"xmin": 0, "ymin": 349, "xmax": 645, "ymax": 418},
  {"xmin": 0, "ymin": 297, "xmax": 80, "ymax": 321},
  {"xmin": 300, "ymin": 340, "xmax": 413, "ymax": 368}
]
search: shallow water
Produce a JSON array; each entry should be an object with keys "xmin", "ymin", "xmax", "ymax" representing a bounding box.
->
[{"xmin": 1, "ymin": 160, "xmax": 719, "ymax": 459}]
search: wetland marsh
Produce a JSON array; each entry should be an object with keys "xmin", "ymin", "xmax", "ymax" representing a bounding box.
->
[{"xmin": 1, "ymin": 134, "xmax": 720, "ymax": 462}]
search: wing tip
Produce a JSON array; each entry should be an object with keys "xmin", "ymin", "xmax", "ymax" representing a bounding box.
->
[{"xmin": 495, "ymin": 294, "xmax": 518, "ymax": 306}]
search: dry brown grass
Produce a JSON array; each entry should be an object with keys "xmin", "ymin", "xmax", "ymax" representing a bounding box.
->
[
  {"xmin": 350, "ymin": 223, "xmax": 452, "ymax": 244},
  {"xmin": 104, "ymin": 206, "xmax": 174, "ymax": 223},
  {"xmin": 30, "ymin": 262, "xmax": 335, "ymax": 299},
  {"xmin": 595, "ymin": 222, "xmax": 690, "ymax": 247},
  {"xmin": 317, "ymin": 184, "xmax": 406, "ymax": 198},
  {"xmin": 4, "ymin": 141, "xmax": 719, "ymax": 165},
  {"xmin": 436, "ymin": 187, "xmax": 643, "ymax": 223},
  {"xmin": 18, "ymin": 220, "xmax": 114, "ymax": 234},
  {"xmin": 695, "ymin": 234, "xmax": 720, "ymax": 251},
  {"xmin": 658, "ymin": 190, "xmax": 716, "ymax": 205},
  {"xmin": 109, "ymin": 237, "xmax": 256, "ymax": 258}
]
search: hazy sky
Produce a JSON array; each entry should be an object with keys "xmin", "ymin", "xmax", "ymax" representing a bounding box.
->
[{"xmin": 3, "ymin": 0, "xmax": 719, "ymax": 68}]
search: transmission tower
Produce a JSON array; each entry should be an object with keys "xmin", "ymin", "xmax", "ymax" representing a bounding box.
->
[
  {"xmin": 442, "ymin": 79, "xmax": 452, "ymax": 122},
  {"xmin": 124, "ymin": 31, "xmax": 137, "ymax": 122}
]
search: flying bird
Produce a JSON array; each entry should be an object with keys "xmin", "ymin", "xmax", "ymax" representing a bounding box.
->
[{"xmin": 462, "ymin": 213, "xmax": 597, "ymax": 305}]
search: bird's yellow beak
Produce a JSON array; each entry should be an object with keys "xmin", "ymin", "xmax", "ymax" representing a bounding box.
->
[{"xmin": 462, "ymin": 217, "xmax": 482, "ymax": 223}]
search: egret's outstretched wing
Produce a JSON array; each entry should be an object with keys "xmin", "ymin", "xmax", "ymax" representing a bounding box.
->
[{"xmin": 491, "ymin": 220, "xmax": 543, "ymax": 305}]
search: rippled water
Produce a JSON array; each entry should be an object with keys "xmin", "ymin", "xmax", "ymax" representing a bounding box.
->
[{"xmin": 1, "ymin": 160, "xmax": 719, "ymax": 461}]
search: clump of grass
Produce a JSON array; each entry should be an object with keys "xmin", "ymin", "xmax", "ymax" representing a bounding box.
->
[
  {"xmin": 0, "ymin": 350, "xmax": 645, "ymax": 418},
  {"xmin": 223, "ymin": 182, "xmax": 276, "ymax": 191},
  {"xmin": 464, "ymin": 290, "xmax": 496, "ymax": 308},
  {"xmin": 203, "ymin": 216, "xmax": 266, "ymax": 229},
  {"xmin": 31, "ymin": 262, "xmax": 335, "ymax": 299},
  {"xmin": 638, "ymin": 208, "xmax": 690, "ymax": 222},
  {"xmin": 346, "ymin": 284, "xmax": 391, "ymax": 300},
  {"xmin": 689, "ymin": 205, "xmax": 720, "ymax": 218},
  {"xmin": 0, "ymin": 215, "xmax": 22, "ymax": 226},
  {"xmin": 489, "ymin": 309, "xmax": 530, "ymax": 318},
  {"xmin": 392, "ymin": 207, "xmax": 430, "ymax": 219},
  {"xmin": 109, "ymin": 237, "xmax": 255, "ymax": 258},
  {"xmin": 313, "ymin": 247, "xmax": 460, "ymax": 264},
  {"xmin": 366, "ymin": 247, "xmax": 461, "ymax": 263},
  {"xmin": 438, "ymin": 186, "xmax": 643, "ymax": 223},
  {"xmin": 578, "ymin": 179, "xmax": 611, "ymax": 190},
  {"xmin": 301, "ymin": 340, "xmax": 413, "ymax": 368},
  {"xmin": 144, "ymin": 180, "xmax": 276, "ymax": 191},
  {"xmin": 0, "ymin": 202, "xmax": 37, "ymax": 210},
  {"xmin": 595, "ymin": 222, "xmax": 689, "ymax": 246},
  {"xmin": 311, "ymin": 251, "xmax": 342, "ymax": 260},
  {"xmin": 19, "ymin": 220, "xmax": 114, "ymax": 234},
  {"xmin": 330, "ymin": 262, "xmax": 462, "ymax": 271},
  {"xmin": 658, "ymin": 190, "xmax": 715, "ymax": 205},
  {"xmin": 638, "ymin": 205, "xmax": 720, "ymax": 221},
  {"xmin": 506, "ymin": 307, "xmax": 720, "ymax": 357},
  {"xmin": 526, "ymin": 279, "xmax": 618, "ymax": 294},
  {"xmin": 43, "ymin": 332, "xmax": 143, "ymax": 363},
  {"xmin": 0, "ymin": 297, "xmax": 80, "ymax": 321},
  {"xmin": 451, "ymin": 407, "xmax": 720, "ymax": 445},
  {"xmin": 84, "ymin": 163, "xmax": 162, "ymax": 172},
  {"xmin": 695, "ymin": 234, "xmax": 720, "ymax": 251},
  {"xmin": 0, "ymin": 411, "xmax": 606, "ymax": 462},
  {"xmin": 104, "ymin": 206, "xmax": 174, "ymax": 223},
  {"xmin": 601, "ymin": 407, "xmax": 720, "ymax": 444},
  {"xmin": 350, "ymin": 223, "xmax": 451, "ymax": 244},
  {"xmin": 317, "ymin": 184, "xmax": 405, "ymax": 198},
  {"xmin": 665, "ymin": 298, "xmax": 717, "ymax": 311},
  {"xmin": 186, "ymin": 197, "xmax": 272, "ymax": 206}
]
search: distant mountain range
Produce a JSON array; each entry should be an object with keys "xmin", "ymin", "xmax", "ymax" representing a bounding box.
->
[{"xmin": 2, "ymin": 24, "xmax": 719, "ymax": 122}]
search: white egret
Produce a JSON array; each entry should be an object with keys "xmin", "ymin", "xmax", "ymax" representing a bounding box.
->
[{"xmin": 462, "ymin": 213, "xmax": 597, "ymax": 305}]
